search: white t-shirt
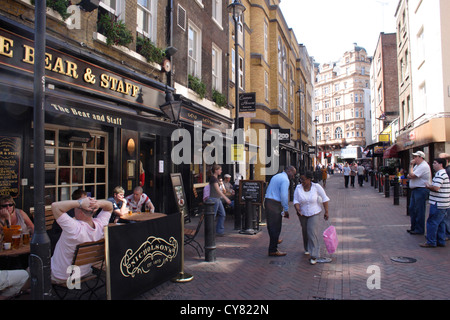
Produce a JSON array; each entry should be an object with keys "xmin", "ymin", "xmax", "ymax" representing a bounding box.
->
[
  {"xmin": 293, "ymin": 183, "xmax": 330, "ymax": 217},
  {"xmin": 409, "ymin": 161, "xmax": 431, "ymax": 189},
  {"xmin": 51, "ymin": 210, "xmax": 111, "ymax": 281}
]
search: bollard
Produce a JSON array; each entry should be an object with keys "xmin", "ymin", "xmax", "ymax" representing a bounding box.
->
[
  {"xmin": 240, "ymin": 196, "xmax": 256, "ymax": 235},
  {"xmin": 234, "ymin": 185, "xmax": 242, "ymax": 230},
  {"xmin": 370, "ymin": 172, "xmax": 374, "ymax": 187},
  {"xmin": 385, "ymin": 174, "xmax": 390, "ymax": 198},
  {"xmin": 203, "ymin": 200, "xmax": 216, "ymax": 262},
  {"xmin": 374, "ymin": 171, "xmax": 378, "ymax": 189},
  {"xmin": 379, "ymin": 173, "xmax": 383, "ymax": 193},
  {"xmin": 393, "ymin": 176, "xmax": 399, "ymax": 205}
]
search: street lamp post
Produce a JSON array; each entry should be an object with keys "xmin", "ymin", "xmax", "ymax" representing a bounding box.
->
[
  {"xmin": 228, "ymin": 0, "xmax": 245, "ymax": 162},
  {"xmin": 314, "ymin": 118, "xmax": 319, "ymax": 168},
  {"xmin": 297, "ymin": 88, "xmax": 304, "ymax": 174}
]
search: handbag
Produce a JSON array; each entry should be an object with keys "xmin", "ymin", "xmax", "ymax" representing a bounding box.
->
[{"xmin": 323, "ymin": 225, "xmax": 338, "ymax": 254}]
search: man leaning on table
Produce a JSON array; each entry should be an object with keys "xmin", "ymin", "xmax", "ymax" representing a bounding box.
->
[{"xmin": 50, "ymin": 197, "xmax": 112, "ymax": 282}]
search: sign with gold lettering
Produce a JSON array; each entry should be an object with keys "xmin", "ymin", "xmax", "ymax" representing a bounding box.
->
[
  {"xmin": 106, "ymin": 214, "xmax": 181, "ymax": 300},
  {"xmin": 0, "ymin": 136, "xmax": 21, "ymax": 198},
  {"xmin": 0, "ymin": 28, "xmax": 165, "ymax": 112}
]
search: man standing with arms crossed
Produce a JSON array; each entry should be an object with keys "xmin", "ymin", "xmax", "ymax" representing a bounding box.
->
[
  {"xmin": 407, "ymin": 151, "xmax": 431, "ymax": 235},
  {"xmin": 264, "ymin": 166, "xmax": 296, "ymax": 257}
]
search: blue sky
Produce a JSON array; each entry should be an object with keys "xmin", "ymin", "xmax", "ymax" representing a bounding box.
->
[{"xmin": 279, "ymin": 0, "xmax": 399, "ymax": 63}]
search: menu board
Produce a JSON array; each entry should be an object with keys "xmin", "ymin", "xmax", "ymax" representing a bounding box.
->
[
  {"xmin": 170, "ymin": 173, "xmax": 189, "ymax": 219},
  {"xmin": 239, "ymin": 180, "xmax": 264, "ymax": 206},
  {"xmin": 0, "ymin": 137, "xmax": 21, "ymax": 198}
]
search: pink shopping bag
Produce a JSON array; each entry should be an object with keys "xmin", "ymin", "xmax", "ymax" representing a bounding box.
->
[{"xmin": 323, "ymin": 225, "xmax": 338, "ymax": 254}]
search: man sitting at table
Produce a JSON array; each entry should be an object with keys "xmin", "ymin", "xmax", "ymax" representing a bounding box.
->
[
  {"xmin": 125, "ymin": 186, "xmax": 155, "ymax": 213},
  {"xmin": 50, "ymin": 197, "xmax": 112, "ymax": 282}
]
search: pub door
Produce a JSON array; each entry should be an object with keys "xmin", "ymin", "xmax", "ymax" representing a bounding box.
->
[{"xmin": 140, "ymin": 137, "xmax": 157, "ymax": 211}]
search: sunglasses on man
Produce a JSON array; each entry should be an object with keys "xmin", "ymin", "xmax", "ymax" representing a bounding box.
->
[{"xmin": 1, "ymin": 203, "xmax": 14, "ymax": 208}]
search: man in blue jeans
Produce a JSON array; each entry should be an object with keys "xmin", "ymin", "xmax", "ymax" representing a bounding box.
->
[
  {"xmin": 264, "ymin": 166, "xmax": 296, "ymax": 256},
  {"xmin": 407, "ymin": 151, "xmax": 431, "ymax": 235},
  {"xmin": 420, "ymin": 158, "xmax": 450, "ymax": 247}
]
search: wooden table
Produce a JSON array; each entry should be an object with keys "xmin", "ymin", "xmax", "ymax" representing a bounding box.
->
[
  {"xmin": 0, "ymin": 244, "xmax": 30, "ymax": 270},
  {"xmin": 120, "ymin": 212, "xmax": 167, "ymax": 222},
  {"xmin": 0, "ymin": 244, "xmax": 30, "ymax": 257}
]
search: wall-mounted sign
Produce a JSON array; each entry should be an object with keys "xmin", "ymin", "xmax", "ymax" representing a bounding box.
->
[
  {"xmin": 239, "ymin": 92, "xmax": 256, "ymax": 112},
  {"xmin": 0, "ymin": 136, "xmax": 21, "ymax": 198},
  {"xmin": 0, "ymin": 27, "xmax": 165, "ymax": 112},
  {"xmin": 271, "ymin": 128, "xmax": 291, "ymax": 144}
]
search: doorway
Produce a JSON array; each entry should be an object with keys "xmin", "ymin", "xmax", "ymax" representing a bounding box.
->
[{"xmin": 140, "ymin": 137, "xmax": 157, "ymax": 210}]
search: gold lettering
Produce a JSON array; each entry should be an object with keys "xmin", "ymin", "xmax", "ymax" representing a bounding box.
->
[
  {"xmin": 52, "ymin": 57, "xmax": 65, "ymax": 75},
  {"xmin": 125, "ymin": 82, "xmax": 132, "ymax": 95},
  {"xmin": 131, "ymin": 85, "xmax": 140, "ymax": 97},
  {"xmin": 22, "ymin": 44, "xmax": 34, "ymax": 65},
  {"xmin": 100, "ymin": 74, "xmax": 109, "ymax": 88},
  {"xmin": 65, "ymin": 61, "xmax": 79, "ymax": 79},
  {"xmin": 0, "ymin": 36, "xmax": 13, "ymax": 58},
  {"xmin": 44, "ymin": 53, "xmax": 52, "ymax": 71},
  {"xmin": 109, "ymin": 76, "xmax": 118, "ymax": 91},
  {"xmin": 116, "ymin": 80, "xmax": 125, "ymax": 94}
]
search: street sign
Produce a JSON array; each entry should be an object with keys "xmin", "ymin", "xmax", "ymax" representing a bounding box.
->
[{"xmin": 232, "ymin": 144, "xmax": 244, "ymax": 162}]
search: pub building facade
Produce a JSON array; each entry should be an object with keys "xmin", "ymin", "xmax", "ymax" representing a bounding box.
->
[{"xmin": 0, "ymin": 0, "xmax": 224, "ymax": 216}]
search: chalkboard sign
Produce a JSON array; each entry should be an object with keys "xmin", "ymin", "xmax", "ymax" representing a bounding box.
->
[
  {"xmin": 0, "ymin": 136, "xmax": 21, "ymax": 198},
  {"xmin": 239, "ymin": 180, "xmax": 264, "ymax": 206}
]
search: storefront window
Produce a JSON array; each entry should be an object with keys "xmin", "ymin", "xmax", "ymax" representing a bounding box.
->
[{"xmin": 31, "ymin": 126, "xmax": 108, "ymax": 206}]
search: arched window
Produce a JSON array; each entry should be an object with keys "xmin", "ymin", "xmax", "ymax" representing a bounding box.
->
[{"xmin": 335, "ymin": 127, "xmax": 343, "ymax": 139}]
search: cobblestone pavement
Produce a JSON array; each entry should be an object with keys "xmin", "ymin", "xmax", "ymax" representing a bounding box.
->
[{"xmin": 138, "ymin": 174, "xmax": 450, "ymax": 302}]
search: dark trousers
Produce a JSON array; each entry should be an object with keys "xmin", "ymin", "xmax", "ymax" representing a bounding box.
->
[
  {"xmin": 265, "ymin": 198, "xmax": 283, "ymax": 253},
  {"xmin": 344, "ymin": 175, "xmax": 349, "ymax": 188},
  {"xmin": 358, "ymin": 175, "xmax": 364, "ymax": 186}
]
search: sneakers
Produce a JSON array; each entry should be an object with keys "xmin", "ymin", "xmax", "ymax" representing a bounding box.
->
[{"xmin": 309, "ymin": 258, "xmax": 317, "ymax": 265}]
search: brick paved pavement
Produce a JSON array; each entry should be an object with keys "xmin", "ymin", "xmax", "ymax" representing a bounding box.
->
[{"xmin": 138, "ymin": 174, "xmax": 450, "ymax": 301}]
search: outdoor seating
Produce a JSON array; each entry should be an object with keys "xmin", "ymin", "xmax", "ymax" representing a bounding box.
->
[
  {"xmin": 52, "ymin": 239, "xmax": 106, "ymax": 300},
  {"xmin": 184, "ymin": 214, "xmax": 204, "ymax": 258}
]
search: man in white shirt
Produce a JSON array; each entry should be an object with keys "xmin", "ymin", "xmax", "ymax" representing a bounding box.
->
[
  {"xmin": 421, "ymin": 158, "xmax": 450, "ymax": 247},
  {"xmin": 407, "ymin": 151, "xmax": 431, "ymax": 235},
  {"xmin": 50, "ymin": 197, "xmax": 113, "ymax": 282},
  {"xmin": 126, "ymin": 186, "xmax": 155, "ymax": 213}
]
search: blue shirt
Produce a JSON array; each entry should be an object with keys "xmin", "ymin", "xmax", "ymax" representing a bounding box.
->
[{"xmin": 265, "ymin": 172, "xmax": 290, "ymax": 212}]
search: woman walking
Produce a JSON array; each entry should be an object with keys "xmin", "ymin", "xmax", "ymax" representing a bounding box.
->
[
  {"xmin": 209, "ymin": 164, "xmax": 231, "ymax": 236},
  {"xmin": 293, "ymin": 171, "xmax": 330, "ymax": 265}
]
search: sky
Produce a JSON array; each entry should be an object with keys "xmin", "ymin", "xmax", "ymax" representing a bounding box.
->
[{"xmin": 279, "ymin": 0, "xmax": 399, "ymax": 64}]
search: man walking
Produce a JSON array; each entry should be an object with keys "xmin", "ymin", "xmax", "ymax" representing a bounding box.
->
[
  {"xmin": 407, "ymin": 151, "xmax": 431, "ymax": 235},
  {"xmin": 264, "ymin": 166, "xmax": 296, "ymax": 257},
  {"xmin": 439, "ymin": 153, "xmax": 450, "ymax": 240},
  {"xmin": 420, "ymin": 158, "xmax": 450, "ymax": 247}
]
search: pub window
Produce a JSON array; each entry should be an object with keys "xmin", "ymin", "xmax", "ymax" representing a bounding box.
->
[{"xmin": 30, "ymin": 126, "xmax": 108, "ymax": 207}]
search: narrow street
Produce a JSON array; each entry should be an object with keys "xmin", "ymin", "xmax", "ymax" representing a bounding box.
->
[{"xmin": 140, "ymin": 174, "xmax": 450, "ymax": 301}]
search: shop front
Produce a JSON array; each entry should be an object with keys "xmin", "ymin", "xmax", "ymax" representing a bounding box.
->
[
  {"xmin": 0, "ymin": 19, "xmax": 179, "ymax": 215},
  {"xmin": 396, "ymin": 117, "xmax": 450, "ymax": 166}
]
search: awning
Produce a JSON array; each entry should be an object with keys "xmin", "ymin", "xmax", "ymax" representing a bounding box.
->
[{"xmin": 383, "ymin": 144, "xmax": 399, "ymax": 159}]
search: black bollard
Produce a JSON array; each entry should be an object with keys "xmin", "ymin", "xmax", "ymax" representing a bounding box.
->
[
  {"xmin": 385, "ymin": 174, "xmax": 390, "ymax": 198},
  {"xmin": 393, "ymin": 176, "xmax": 399, "ymax": 205},
  {"xmin": 240, "ymin": 196, "xmax": 256, "ymax": 235},
  {"xmin": 234, "ymin": 185, "xmax": 242, "ymax": 230},
  {"xmin": 371, "ymin": 172, "xmax": 374, "ymax": 187},
  {"xmin": 379, "ymin": 173, "xmax": 383, "ymax": 193},
  {"xmin": 374, "ymin": 171, "xmax": 378, "ymax": 189},
  {"xmin": 203, "ymin": 200, "xmax": 216, "ymax": 262}
]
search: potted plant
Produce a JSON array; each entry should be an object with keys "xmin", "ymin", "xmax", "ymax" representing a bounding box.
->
[
  {"xmin": 212, "ymin": 89, "xmax": 227, "ymax": 107},
  {"xmin": 31, "ymin": 0, "xmax": 72, "ymax": 20},
  {"xmin": 188, "ymin": 75, "xmax": 206, "ymax": 99},
  {"xmin": 97, "ymin": 13, "xmax": 133, "ymax": 47},
  {"xmin": 136, "ymin": 36, "xmax": 166, "ymax": 64}
]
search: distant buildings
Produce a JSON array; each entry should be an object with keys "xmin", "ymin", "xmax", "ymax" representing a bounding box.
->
[{"xmin": 314, "ymin": 44, "xmax": 371, "ymax": 166}]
